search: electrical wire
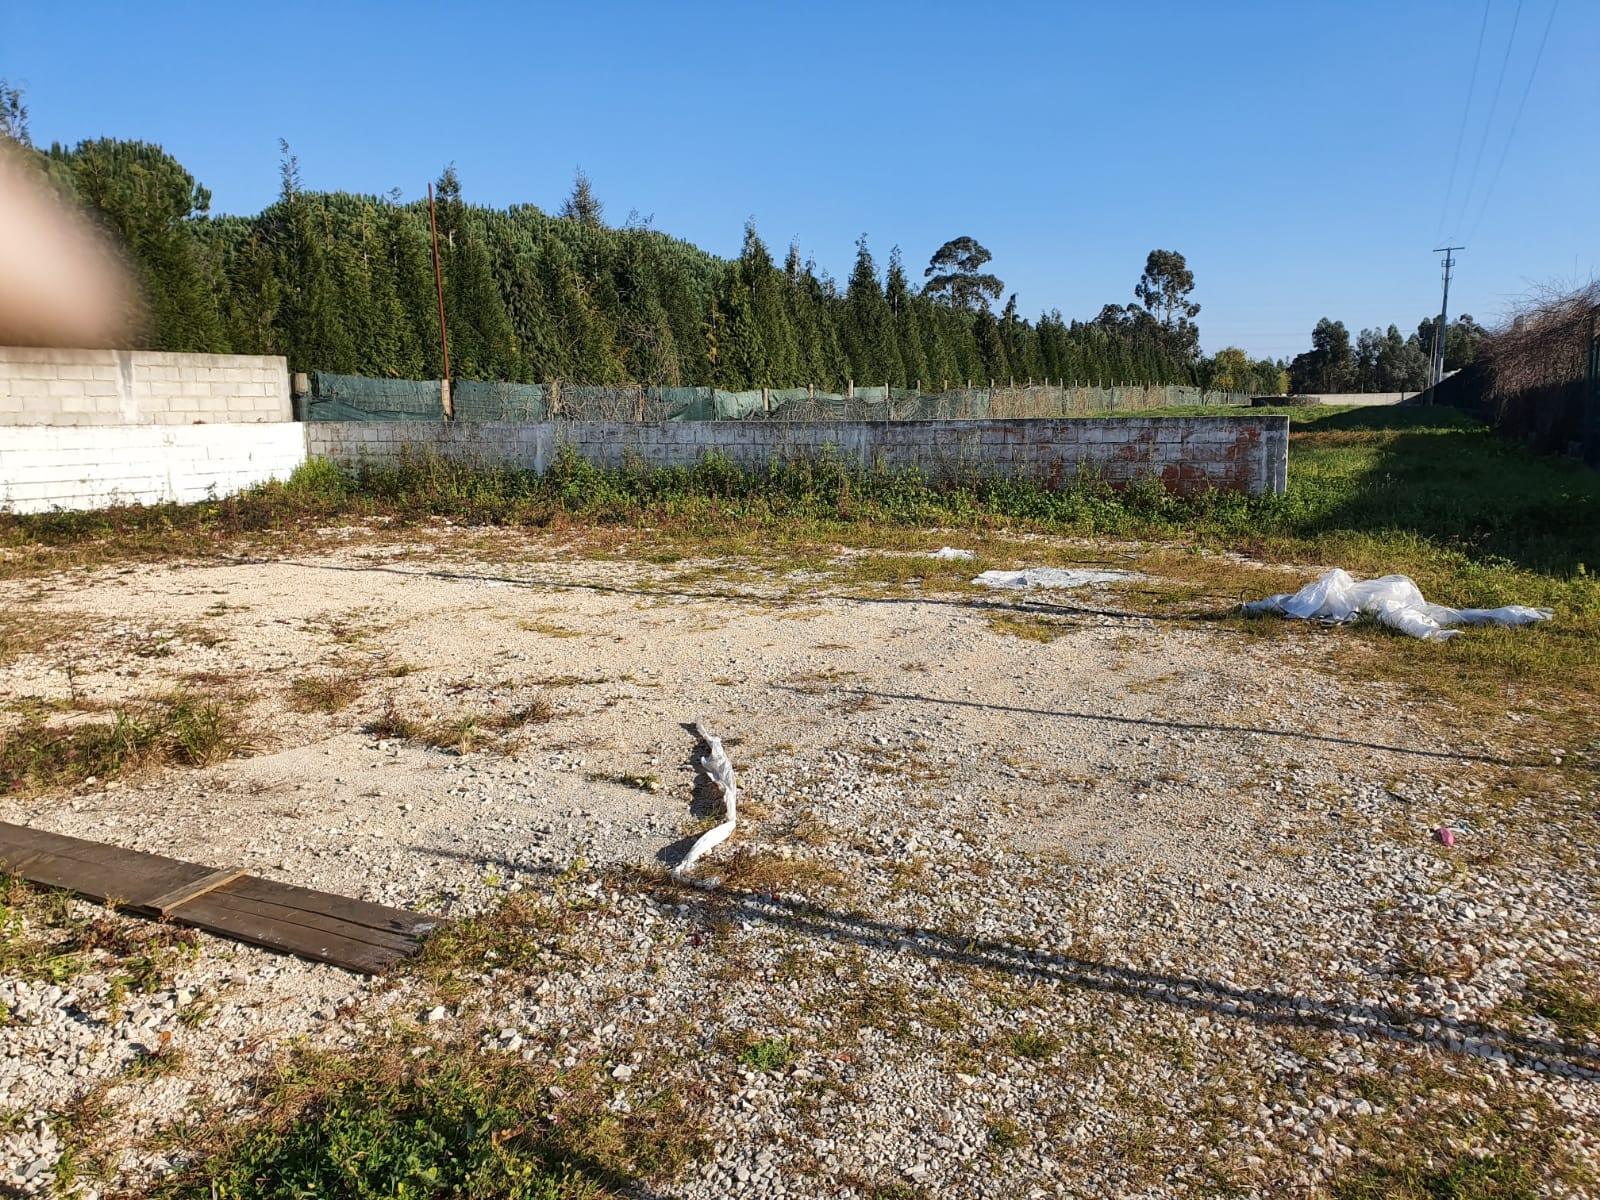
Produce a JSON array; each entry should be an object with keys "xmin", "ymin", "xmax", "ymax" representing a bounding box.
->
[
  {"xmin": 1436, "ymin": 0, "xmax": 1492, "ymax": 244},
  {"xmin": 1449, "ymin": 0, "xmax": 1523, "ymax": 241},
  {"xmin": 1465, "ymin": 0, "xmax": 1559, "ymax": 243}
]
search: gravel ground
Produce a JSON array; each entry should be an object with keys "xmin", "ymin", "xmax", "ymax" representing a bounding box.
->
[{"xmin": 2, "ymin": 535, "xmax": 1596, "ymax": 1196}]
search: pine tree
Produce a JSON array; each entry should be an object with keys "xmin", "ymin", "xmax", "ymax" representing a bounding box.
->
[
  {"xmin": 559, "ymin": 169, "xmax": 604, "ymax": 228},
  {"xmin": 52, "ymin": 139, "xmax": 229, "ymax": 352}
]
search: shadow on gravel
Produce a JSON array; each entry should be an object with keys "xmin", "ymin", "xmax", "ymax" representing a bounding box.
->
[
  {"xmin": 250, "ymin": 559, "xmax": 1530, "ymax": 768},
  {"xmin": 410, "ymin": 848, "xmax": 1598, "ymax": 1082},
  {"xmin": 261, "ymin": 557, "xmax": 1183, "ymax": 627},
  {"xmin": 771, "ymin": 684, "xmax": 1529, "ymax": 767},
  {"xmin": 644, "ymin": 873, "xmax": 1600, "ymax": 1082}
]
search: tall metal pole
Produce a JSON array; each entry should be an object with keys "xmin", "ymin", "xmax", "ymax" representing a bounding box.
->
[
  {"xmin": 428, "ymin": 182, "xmax": 453, "ymax": 420},
  {"xmin": 1585, "ymin": 306, "xmax": 1598, "ymax": 468},
  {"xmin": 1431, "ymin": 245, "xmax": 1463, "ymax": 389}
]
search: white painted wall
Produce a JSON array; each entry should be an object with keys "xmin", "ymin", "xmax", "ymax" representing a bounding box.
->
[
  {"xmin": 0, "ymin": 347, "xmax": 291, "ymax": 426},
  {"xmin": 0, "ymin": 424, "xmax": 307, "ymax": 514}
]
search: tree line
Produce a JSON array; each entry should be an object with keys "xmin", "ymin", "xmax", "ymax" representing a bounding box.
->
[
  {"xmin": 1286, "ymin": 314, "xmax": 1485, "ymax": 394},
  {"xmin": 5, "ymin": 120, "xmax": 1294, "ymax": 394}
]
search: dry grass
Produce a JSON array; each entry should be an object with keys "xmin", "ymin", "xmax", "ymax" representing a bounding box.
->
[
  {"xmin": 0, "ymin": 606, "xmax": 89, "ymax": 669},
  {"xmin": 715, "ymin": 849, "xmax": 847, "ymax": 897},
  {"xmin": 287, "ymin": 671, "xmax": 364, "ymax": 714},
  {"xmin": 365, "ymin": 696, "xmax": 422, "ymax": 742},
  {"xmin": 1520, "ymin": 965, "xmax": 1600, "ymax": 1042},
  {"xmin": 0, "ymin": 692, "xmax": 253, "ymax": 794},
  {"xmin": 987, "ymin": 613, "xmax": 1073, "ymax": 643},
  {"xmin": 1327, "ymin": 1063, "xmax": 1587, "ymax": 1199},
  {"xmin": 517, "ymin": 618, "xmax": 585, "ymax": 638},
  {"xmin": 365, "ymin": 691, "xmax": 558, "ymax": 756}
]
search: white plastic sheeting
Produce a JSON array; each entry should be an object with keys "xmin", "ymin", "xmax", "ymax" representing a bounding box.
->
[
  {"xmin": 974, "ymin": 567, "xmax": 1138, "ymax": 590},
  {"xmin": 1242, "ymin": 568, "xmax": 1553, "ymax": 642},
  {"xmin": 672, "ymin": 725, "xmax": 738, "ymax": 878}
]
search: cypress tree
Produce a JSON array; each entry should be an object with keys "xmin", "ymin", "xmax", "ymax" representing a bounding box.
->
[
  {"xmin": 973, "ymin": 307, "xmax": 1008, "ymax": 381},
  {"xmin": 885, "ymin": 248, "xmax": 928, "ymax": 387},
  {"xmin": 841, "ymin": 237, "xmax": 901, "ymax": 386},
  {"xmin": 739, "ymin": 223, "xmax": 798, "ymax": 385}
]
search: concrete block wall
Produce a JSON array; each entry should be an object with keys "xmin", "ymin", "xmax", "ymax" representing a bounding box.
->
[
  {"xmin": 0, "ymin": 347, "xmax": 291, "ymax": 426},
  {"xmin": 308, "ymin": 415, "xmax": 1289, "ymax": 496},
  {"xmin": 0, "ymin": 425, "xmax": 307, "ymax": 513}
]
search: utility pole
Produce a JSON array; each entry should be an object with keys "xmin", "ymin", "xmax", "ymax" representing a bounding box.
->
[
  {"xmin": 1430, "ymin": 246, "xmax": 1463, "ymax": 390},
  {"xmin": 428, "ymin": 182, "xmax": 453, "ymax": 420}
]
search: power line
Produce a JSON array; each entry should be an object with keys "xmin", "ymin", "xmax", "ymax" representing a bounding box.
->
[
  {"xmin": 1450, "ymin": 0, "xmax": 1523, "ymax": 240},
  {"xmin": 1466, "ymin": 0, "xmax": 1560, "ymax": 243},
  {"xmin": 1436, "ymin": 0, "xmax": 1493, "ymax": 244}
]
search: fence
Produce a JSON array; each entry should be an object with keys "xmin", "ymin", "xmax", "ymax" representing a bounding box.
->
[{"xmin": 303, "ymin": 372, "xmax": 1254, "ymax": 424}]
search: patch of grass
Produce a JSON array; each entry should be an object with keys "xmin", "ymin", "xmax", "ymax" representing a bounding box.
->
[
  {"xmin": 0, "ymin": 876, "xmax": 198, "ymax": 994},
  {"xmin": 365, "ymin": 697, "xmax": 422, "ymax": 741},
  {"xmin": 0, "ymin": 691, "xmax": 252, "ymax": 793},
  {"xmin": 987, "ymin": 613, "xmax": 1073, "ymax": 643},
  {"xmin": 125, "ymin": 1044, "xmax": 187, "ymax": 1081},
  {"xmin": 518, "ymin": 618, "xmax": 585, "ymax": 638},
  {"xmin": 1329, "ymin": 1077, "xmax": 1582, "ymax": 1200},
  {"xmin": 1522, "ymin": 966, "xmax": 1600, "ymax": 1042},
  {"xmin": 715, "ymin": 850, "xmax": 846, "ymax": 897},
  {"xmin": 287, "ymin": 671, "xmax": 363, "ymax": 713},
  {"xmin": 428, "ymin": 694, "xmax": 559, "ymax": 755},
  {"xmin": 859, "ymin": 1182, "xmax": 927, "ymax": 1200},
  {"xmin": 151, "ymin": 1041, "xmax": 707, "ymax": 1200},
  {"xmin": 425, "ymin": 715, "xmax": 484, "ymax": 756},
  {"xmin": 985, "ymin": 1115, "xmax": 1028, "ymax": 1151},
  {"xmin": 492, "ymin": 693, "xmax": 558, "ymax": 729},
  {"xmin": 411, "ymin": 894, "xmax": 566, "ymax": 1001},
  {"xmin": 736, "ymin": 1037, "xmax": 792, "ymax": 1073},
  {"xmin": 1008, "ymin": 1030, "xmax": 1062, "ymax": 1061}
]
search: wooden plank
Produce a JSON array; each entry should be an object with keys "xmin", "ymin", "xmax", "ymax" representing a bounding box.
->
[
  {"xmin": 0, "ymin": 822, "xmax": 435, "ymax": 974},
  {"xmin": 187, "ymin": 886, "xmax": 424, "ymax": 954},
  {"xmin": 173, "ymin": 892, "xmax": 410, "ymax": 974},
  {"xmin": 145, "ymin": 867, "xmax": 248, "ymax": 916},
  {"xmin": 0, "ymin": 829, "xmax": 211, "ymax": 909},
  {"xmin": 226, "ymin": 875, "xmax": 439, "ymax": 938}
]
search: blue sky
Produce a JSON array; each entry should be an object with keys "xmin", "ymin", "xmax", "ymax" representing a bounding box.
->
[{"xmin": 4, "ymin": 0, "xmax": 1594, "ymax": 358}]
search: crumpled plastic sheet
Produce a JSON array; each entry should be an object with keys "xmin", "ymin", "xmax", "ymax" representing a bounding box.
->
[
  {"xmin": 672, "ymin": 725, "xmax": 738, "ymax": 878},
  {"xmin": 974, "ymin": 567, "xmax": 1138, "ymax": 590},
  {"xmin": 1242, "ymin": 568, "xmax": 1553, "ymax": 642}
]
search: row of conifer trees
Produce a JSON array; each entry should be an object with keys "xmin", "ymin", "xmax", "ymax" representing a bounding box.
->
[{"xmin": 38, "ymin": 138, "xmax": 1278, "ymax": 392}]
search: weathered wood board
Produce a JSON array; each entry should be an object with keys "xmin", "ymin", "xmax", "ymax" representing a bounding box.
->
[{"xmin": 0, "ymin": 822, "xmax": 438, "ymax": 973}]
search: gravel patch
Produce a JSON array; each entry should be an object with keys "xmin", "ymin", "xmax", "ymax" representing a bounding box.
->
[{"xmin": 2, "ymin": 537, "xmax": 1595, "ymax": 1195}]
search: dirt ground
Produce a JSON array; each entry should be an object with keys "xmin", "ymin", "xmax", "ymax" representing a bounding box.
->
[{"xmin": 2, "ymin": 530, "xmax": 1597, "ymax": 1197}]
